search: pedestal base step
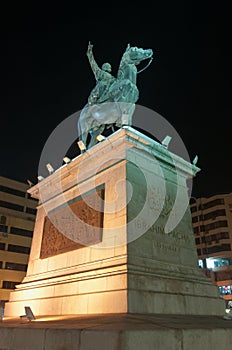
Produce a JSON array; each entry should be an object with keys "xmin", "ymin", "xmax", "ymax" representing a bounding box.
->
[{"xmin": 1, "ymin": 313, "xmax": 232, "ymax": 350}]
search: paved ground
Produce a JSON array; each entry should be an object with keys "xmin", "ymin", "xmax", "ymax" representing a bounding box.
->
[{"xmin": 1, "ymin": 313, "xmax": 232, "ymax": 330}]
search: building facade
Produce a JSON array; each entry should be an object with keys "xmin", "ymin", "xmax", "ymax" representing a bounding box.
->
[
  {"xmin": 190, "ymin": 193, "xmax": 232, "ymax": 306},
  {"xmin": 0, "ymin": 176, "xmax": 37, "ymax": 308}
]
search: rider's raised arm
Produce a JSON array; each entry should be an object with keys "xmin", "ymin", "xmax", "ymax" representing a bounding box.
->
[{"xmin": 86, "ymin": 42, "xmax": 101, "ymax": 80}]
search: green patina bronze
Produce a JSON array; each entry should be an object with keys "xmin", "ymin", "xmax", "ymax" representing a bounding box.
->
[
  {"xmin": 78, "ymin": 42, "xmax": 153, "ymax": 150},
  {"xmin": 86, "ymin": 42, "xmax": 116, "ymax": 105}
]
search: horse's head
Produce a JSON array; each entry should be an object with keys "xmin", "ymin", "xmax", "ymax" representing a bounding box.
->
[{"xmin": 125, "ymin": 44, "xmax": 153, "ymax": 65}]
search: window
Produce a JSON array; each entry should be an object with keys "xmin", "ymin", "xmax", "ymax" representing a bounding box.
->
[
  {"xmin": 0, "ymin": 224, "xmax": 7, "ymax": 233},
  {"xmin": 219, "ymin": 285, "xmax": 232, "ymax": 295},
  {"xmin": 206, "ymin": 257, "xmax": 232, "ymax": 269},
  {"xmin": 190, "ymin": 206, "xmax": 197, "ymax": 213},
  {"xmin": 204, "ymin": 220, "xmax": 228, "ymax": 232},
  {"xmin": 10, "ymin": 226, "xmax": 33, "ymax": 238},
  {"xmin": 195, "ymin": 238, "xmax": 200, "ymax": 245},
  {"xmin": 203, "ymin": 209, "xmax": 226, "ymax": 221},
  {"xmin": 0, "ymin": 200, "xmax": 24, "ymax": 212},
  {"xmin": 0, "ymin": 261, "xmax": 2, "ymax": 269},
  {"xmin": 26, "ymin": 207, "xmax": 36, "ymax": 215},
  {"xmin": 5, "ymin": 262, "xmax": 27, "ymax": 272},
  {"xmin": 203, "ymin": 198, "xmax": 225, "ymax": 210},
  {"xmin": 2, "ymin": 281, "xmax": 19, "ymax": 289},
  {"xmin": 194, "ymin": 227, "xmax": 199, "ymax": 234},
  {"xmin": 201, "ymin": 232, "xmax": 229, "ymax": 243},
  {"xmin": 220, "ymin": 232, "xmax": 229, "ymax": 239},
  {"xmin": 8, "ymin": 244, "xmax": 30, "ymax": 255},
  {"xmin": 0, "ymin": 216, "xmax": 6, "ymax": 224},
  {"xmin": 202, "ymin": 244, "xmax": 231, "ymax": 255},
  {"xmin": 213, "ymin": 258, "xmax": 230, "ymax": 268},
  {"xmin": 0, "ymin": 243, "xmax": 5, "ymax": 250},
  {"xmin": 192, "ymin": 216, "xmax": 198, "ymax": 223},
  {"xmin": 197, "ymin": 249, "xmax": 201, "ymax": 255},
  {"xmin": 206, "ymin": 235, "xmax": 212, "ymax": 243},
  {"xmin": 0, "ymin": 184, "xmax": 26, "ymax": 198}
]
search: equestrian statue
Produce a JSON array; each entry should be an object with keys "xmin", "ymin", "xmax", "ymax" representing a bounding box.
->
[{"xmin": 78, "ymin": 42, "xmax": 153, "ymax": 150}]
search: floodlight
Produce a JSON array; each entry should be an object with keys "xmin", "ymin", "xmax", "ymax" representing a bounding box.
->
[
  {"xmin": 192, "ymin": 155, "xmax": 198, "ymax": 166},
  {"xmin": 161, "ymin": 135, "xmax": 172, "ymax": 148},
  {"xmin": 27, "ymin": 179, "xmax": 34, "ymax": 187},
  {"xmin": 20, "ymin": 306, "xmax": 35, "ymax": 322},
  {"xmin": 96, "ymin": 134, "xmax": 106, "ymax": 142},
  {"xmin": 37, "ymin": 176, "xmax": 44, "ymax": 182},
  {"xmin": 77, "ymin": 140, "xmax": 86, "ymax": 152},
  {"xmin": 63, "ymin": 157, "xmax": 71, "ymax": 164},
  {"xmin": 46, "ymin": 163, "xmax": 54, "ymax": 174}
]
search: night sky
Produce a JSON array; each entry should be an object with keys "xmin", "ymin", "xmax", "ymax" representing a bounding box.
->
[{"xmin": 1, "ymin": 2, "xmax": 231, "ymax": 198}]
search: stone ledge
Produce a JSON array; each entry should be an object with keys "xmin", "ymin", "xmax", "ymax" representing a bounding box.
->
[{"xmin": 1, "ymin": 313, "xmax": 232, "ymax": 350}]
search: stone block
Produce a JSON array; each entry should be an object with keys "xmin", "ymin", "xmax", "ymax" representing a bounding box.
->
[
  {"xmin": 61, "ymin": 295, "xmax": 89, "ymax": 314},
  {"xmin": 80, "ymin": 330, "xmax": 120, "ymax": 350},
  {"xmin": 87, "ymin": 290, "xmax": 127, "ymax": 314},
  {"xmin": 39, "ymin": 297, "xmax": 63, "ymax": 315},
  {"xmin": 12, "ymin": 329, "xmax": 45, "ymax": 350},
  {"xmin": 182, "ymin": 329, "xmax": 232, "ymax": 350},
  {"xmin": 121, "ymin": 330, "xmax": 181, "ymax": 350},
  {"xmin": 44, "ymin": 329, "xmax": 81, "ymax": 350}
]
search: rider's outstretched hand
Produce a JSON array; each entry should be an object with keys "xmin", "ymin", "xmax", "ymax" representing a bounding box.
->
[{"xmin": 87, "ymin": 41, "xmax": 93, "ymax": 56}]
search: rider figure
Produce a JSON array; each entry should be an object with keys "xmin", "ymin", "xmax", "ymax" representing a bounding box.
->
[{"xmin": 86, "ymin": 42, "xmax": 116, "ymax": 105}]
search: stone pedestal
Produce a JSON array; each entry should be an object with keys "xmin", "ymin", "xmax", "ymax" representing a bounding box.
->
[{"xmin": 4, "ymin": 127, "xmax": 225, "ymax": 317}]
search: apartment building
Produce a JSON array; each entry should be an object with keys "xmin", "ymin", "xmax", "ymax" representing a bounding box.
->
[
  {"xmin": 0, "ymin": 176, "xmax": 37, "ymax": 308},
  {"xmin": 190, "ymin": 193, "xmax": 232, "ymax": 306}
]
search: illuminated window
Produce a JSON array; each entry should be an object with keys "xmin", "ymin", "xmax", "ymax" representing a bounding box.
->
[
  {"xmin": 219, "ymin": 286, "xmax": 231, "ymax": 295},
  {"xmin": 206, "ymin": 257, "xmax": 232, "ymax": 269}
]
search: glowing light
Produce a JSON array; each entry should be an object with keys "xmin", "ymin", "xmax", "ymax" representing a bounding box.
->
[
  {"xmin": 34, "ymin": 315, "xmax": 77, "ymax": 322},
  {"xmin": 96, "ymin": 134, "xmax": 106, "ymax": 142}
]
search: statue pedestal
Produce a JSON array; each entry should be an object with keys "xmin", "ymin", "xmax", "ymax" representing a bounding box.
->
[{"xmin": 4, "ymin": 127, "xmax": 225, "ymax": 317}]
